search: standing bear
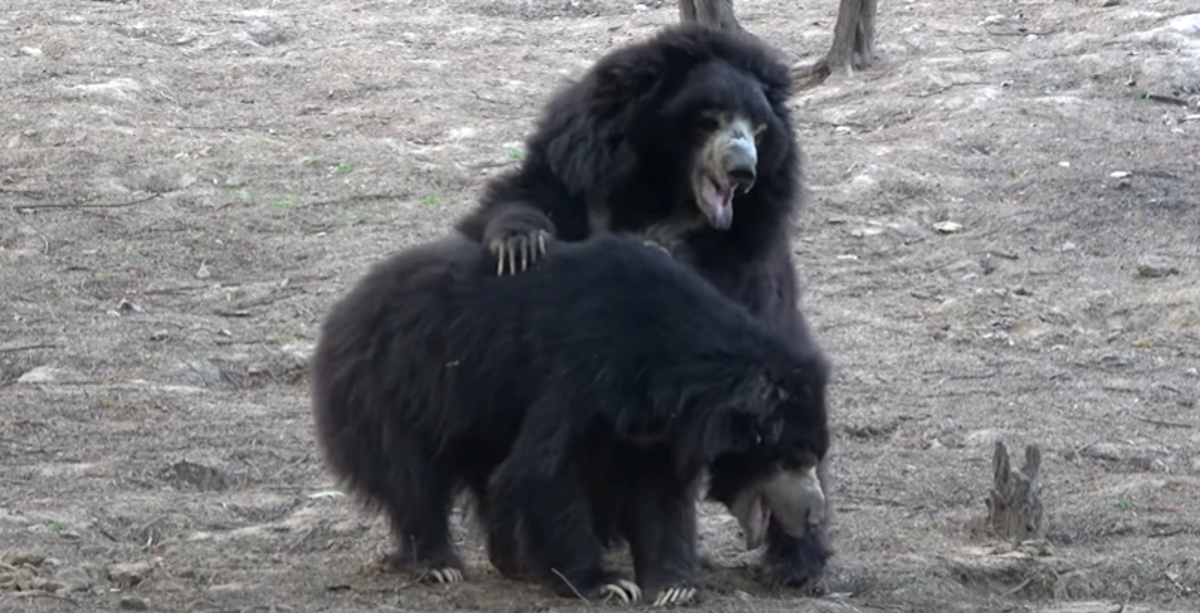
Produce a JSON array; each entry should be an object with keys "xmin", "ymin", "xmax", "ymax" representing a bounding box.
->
[
  {"xmin": 454, "ymin": 24, "xmax": 835, "ymax": 589},
  {"xmin": 310, "ymin": 232, "xmax": 831, "ymax": 604}
]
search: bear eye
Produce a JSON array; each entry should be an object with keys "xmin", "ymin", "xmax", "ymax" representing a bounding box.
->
[{"xmin": 696, "ymin": 113, "xmax": 721, "ymax": 132}]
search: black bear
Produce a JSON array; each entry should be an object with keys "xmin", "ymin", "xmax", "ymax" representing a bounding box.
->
[
  {"xmin": 452, "ymin": 24, "xmax": 834, "ymax": 588},
  {"xmin": 310, "ymin": 232, "xmax": 830, "ymax": 605}
]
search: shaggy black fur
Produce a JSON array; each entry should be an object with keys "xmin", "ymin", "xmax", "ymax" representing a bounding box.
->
[
  {"xmin": 310, "ymin": 233, "xmax": 830, "ymax": 602},
  {"xmin": 452, "ymin": 24, "xmax": 834, "ymax": 588}
]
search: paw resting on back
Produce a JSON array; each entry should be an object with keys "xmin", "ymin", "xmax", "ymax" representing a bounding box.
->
[{"xmin": 484, "ymin": 210, "xmax": 556, "ymax": 276}]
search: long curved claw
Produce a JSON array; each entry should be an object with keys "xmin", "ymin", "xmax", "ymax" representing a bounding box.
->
[
  {"xmin": 598, "ymin": 579, "xmax": 642, "ymax": 604},
  {"xmin": 491, "ymin": 230, "xmax": 553, "ymax": 276},
  {"xmin": 652, "ymin": 585, "xmax": 698, "ymax": 607},
  {"xmin": 426, "ymin": 567, "xmax": 465, "ymax": 584}
]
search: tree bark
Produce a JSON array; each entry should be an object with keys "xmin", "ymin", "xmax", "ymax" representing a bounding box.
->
[
  {"xmin": 790, "ymin": 0, "xmax": 879, "ymax": 91},
  {"xmin": 678, "ymin": 0, "xmax": 743, "ymax": 32},
  {"xmin": 826, "ymin": 0, "xmax": 877, "ymax": 73}
]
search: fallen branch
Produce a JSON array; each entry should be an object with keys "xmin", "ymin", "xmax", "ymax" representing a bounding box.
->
[
  {"xmin": 1142, "ymin": 93, "xmax": 1191, "ymax": 107},
  {"xmin": 11, "ymin": 193, "xmax": 162, "ymax": 211},
  {"xmin": 1131, "ymin": 414, "xmax": 1194, "ymax": 429},
  {"xmin": 0, "ymin": 343, "xmax": 59, "ymax": 354}
]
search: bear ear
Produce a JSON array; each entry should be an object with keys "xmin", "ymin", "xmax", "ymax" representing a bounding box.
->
[
  {"xmin": 588, "ymin": 43, "xmax": 699, "ymax": 120},
  {"xmin": 590, "ymin": 58, "xmax": 668, "ymax": 118}
]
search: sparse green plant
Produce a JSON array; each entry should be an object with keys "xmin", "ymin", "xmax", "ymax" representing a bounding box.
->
[
  {"xmin": 507, "ymin": 149, "xmax": 524, "ymax": 160},
  {"xmin": 335, "ymin": 161, "xmax": 355, "ymax": 174},
  {"xmin": 273, "ymin": 195, "xmax": 297, "ymax": 210},
  {"xmin": 1117, "ymin": 497, "xmax": 1135, "ymax": 511},
  {"xmin": 228, "ymin": 187, "xmax": 251, "ymax": 202},
  {"xmin": 422, "ymin": 195, "xmax": 439, "ymax": 206}
]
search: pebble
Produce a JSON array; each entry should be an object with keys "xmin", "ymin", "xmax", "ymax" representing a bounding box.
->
[
  {"xmin": 119, "ymin": 596, "xmax": 150, "ymax": 611},
  {"xmin": 933, "ymin": 220, "xmax": 963, "ymax": 234},
  {"xmin": 108, "ymin": 561, "xmax": 153, "ymax": 587},
  {"xmin": 1137, "ymin": 254, "xmax": 1179, "ymax": 278}
]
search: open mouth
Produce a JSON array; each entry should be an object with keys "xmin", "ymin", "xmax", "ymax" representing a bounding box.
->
[
  {"xmin": 732, "ymin": 466, "xmax": 826, "ymax": 550},
  {"xmin": 696, "ymin": 173, "xmax": 739, "ymax": 230},
  {"xmin": 732, "ymin": 489, "xmax": 772, "ymax": 550}
]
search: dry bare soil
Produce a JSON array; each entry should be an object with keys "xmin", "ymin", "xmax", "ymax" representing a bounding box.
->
[{"xmin": 3, "ymin": 0, "xmax": 1199, "ymax": 612}]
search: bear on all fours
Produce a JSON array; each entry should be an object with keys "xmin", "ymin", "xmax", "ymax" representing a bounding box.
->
[
  {"xmin": 453, "ymin": 23, "xmax": 835, "ymax": 588},
  {"xmin": 310, "ymin": 232, "xmax": 831, "ymax": 605}
]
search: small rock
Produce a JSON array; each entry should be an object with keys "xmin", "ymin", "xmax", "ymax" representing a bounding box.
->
[
  {"xmin": 308, "ymin": 490, "xmax": 346, "ymax": 500},
  {"xmin": 38, "ymin": 578, "xmax": 68, "ymax": 592},
  {"xmin": 850, "ymin": 226, "xmax": 885, "ymax": 238},
  {"xmin": 196, "ymin": 262, "xmax": 211, "ymax": 279},
  {"xmin": 1110, "ymin": 170, "xmax": 1131, "ymax": 179},
  {"xmin": 19, "ymin": 46, "xmax": 44, "ymax": 57},
  {"xmin": 117, "ymin": 298, "xmax": 145, "ymax": 313},
  {"xmin": 1137, "ymin": 254, "xmax": 1179, "ymax": 278},
  {"xmin": 1094, "ymin": 0, "xmax": 1120, "ymax": 6},
  {"xmin": 242, "ymin": 19, "xmax": 290, "ymax": 46},
  {"xmin": 108, "ymin": 561, "xmax": 153, "ymax": 587},
  {"xmin": 71, "ymin": 78, "xmax": 146, "ymax": 103},
  {"xmin": 1166, "ymin": 13, "xmax": 1200, "ymax": 36},
  {"xmin": 53, "ymin": 565, "xmax": 96, "ymax": 592},
  {"xmin": 119, "ymin": 596, "xmax": 150, "ymax": 611},
  {"xmin": 943, "ymin": 258, "xmax": 986, "ymax": 279},
  {"xmin": 164, "ymin": 459, "xmax": 239, "ymax": 491},
  {"xmin": 120, "ymin": 166, "xmax": 197, "ymax": 194},
  {"xmin": 17, "ymin": 366, "xmax": 63, "ymax": 384},
  {"xmin": 2, "ymin": 551, "xmax": 46, "ymax": 567},
  {"xmin": 1099, "ymin": 353, "xmax": 1135, "ymax": 367},
  {"xmin": 1060, "ymin": 241, "xmax": 1077, "ymax": 252},
  {"xmin": 1058, "ymin": 160, "xmax": 1071, "ymax": 168},
  {"xmin": 934, "ymin": 220, "xmax": 963, "ymax": 234}
]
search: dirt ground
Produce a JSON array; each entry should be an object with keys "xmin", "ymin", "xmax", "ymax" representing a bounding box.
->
[{"xmin": 2, "ymin": 0, "xmax": 1199, "ymax": 611}]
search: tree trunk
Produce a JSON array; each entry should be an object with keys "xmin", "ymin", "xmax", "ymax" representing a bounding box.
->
[
  {"xmin": 826, "ymin": 0, "xmax": 877, "ymax": 74},
  {"xmin": 790, "ymin": 0, "xmax": 879, "ymax": 91},
  {"xmin": 678, "ymin": 0, "xmax": 743, "ymax": 32}
]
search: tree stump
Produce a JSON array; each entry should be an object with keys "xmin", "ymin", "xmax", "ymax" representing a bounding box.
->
[
  {"xmin": 678, "ymin": 0, "xmax": 744, "ymax": 33},
  {"xmin": 986, "ymin": 441, "xmax": 1047, "ymax": 540}
]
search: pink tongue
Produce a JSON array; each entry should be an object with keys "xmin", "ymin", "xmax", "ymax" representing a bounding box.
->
[
  {"xmin": 743, "ymin": 496, "xmax": 771, "ymax": 550},
  {"xmin": 700, "ymin": 179, "xmax": 734, "ymax": 229}
]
